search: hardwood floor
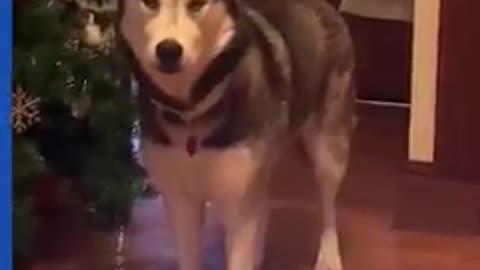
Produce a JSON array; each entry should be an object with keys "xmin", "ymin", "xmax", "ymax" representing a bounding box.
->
[{"xmin": 24, "ymin": 105, "xmax": 480, "ymax": 270}]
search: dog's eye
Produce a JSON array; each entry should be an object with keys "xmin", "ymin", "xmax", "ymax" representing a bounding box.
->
[
  {"xmin": 142, "ymin": 0, "xmax": 160, "ymax": 9},
  {"xmin": 188, "ymin": 0, "xmax": 208, "ymax": 12}
]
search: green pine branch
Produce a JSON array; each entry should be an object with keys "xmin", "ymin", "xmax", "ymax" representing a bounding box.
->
[{"xmin": 13, "ymin": 0, "xmax": 141, "ymax": 260}]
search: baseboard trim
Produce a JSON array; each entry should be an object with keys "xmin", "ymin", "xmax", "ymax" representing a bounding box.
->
[
  {"xmin": 406, "ymin": 160, "xmax": 436, "ymax": 176},
  {"xmin": 356, "ymin": 99, "xmax": 410, "ymax": 108}
]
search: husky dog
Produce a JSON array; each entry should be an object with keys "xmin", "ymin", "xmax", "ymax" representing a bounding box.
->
[{"xmin": 117, "ymin": 0, "xmax": 355, "ymax": 269}]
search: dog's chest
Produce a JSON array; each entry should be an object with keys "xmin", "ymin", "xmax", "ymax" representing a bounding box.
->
[{"xmin": 142, "ymin": 139, "xmax": 260, "ymax": 200}]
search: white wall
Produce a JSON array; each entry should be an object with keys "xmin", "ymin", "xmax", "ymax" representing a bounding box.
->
[
  {"xmin": 340, "ymin": 0, "xmax": 413, "ymax": 22},
  {"xmin": 408, "ymin": 0, "xmax": 441, "ymax": 163}
]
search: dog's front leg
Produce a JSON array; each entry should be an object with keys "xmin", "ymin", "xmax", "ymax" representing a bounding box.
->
[
  {"xmin": 164, "ymin": 193, "xmax": 205, "ymax": 270},
  {"xmin": 213, "ymin": 168, "xmax": 267, "ymax": 270},
  {"xmin": 210, "ymin": 147, "xmax": 270, "ymax": 270},
  {"xmin": 223, "ymin": 192, "xmax": 267, "ymax": 270}
]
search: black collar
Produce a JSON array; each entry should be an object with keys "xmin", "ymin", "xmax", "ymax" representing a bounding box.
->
[{"xmin": 190, "ymin": 28, "xmax": 250, "ymax": 105}]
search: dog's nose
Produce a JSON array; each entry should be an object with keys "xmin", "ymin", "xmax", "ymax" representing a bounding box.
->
[{"xmin": 155, "ymin": 39, "xmax": 183, "ymax": 72}]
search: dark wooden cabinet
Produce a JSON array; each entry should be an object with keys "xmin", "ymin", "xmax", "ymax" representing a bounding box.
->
[
  {"xmin": 326, "ymin": 0, "xmax": 412, "ymax": 103},
  {"xmin": 343, "ymin": 14, "xmax": 413, "ymax": 103},
  {"xmin": 325, "ymin": 0, "xmax": 413, "ymax": 102}
]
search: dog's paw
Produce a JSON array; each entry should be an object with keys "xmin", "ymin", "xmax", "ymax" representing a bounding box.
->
[
  {"xmin": 314, "ymin": 234, "xmax": 343, "ymax": 270},
  {"xmin": 314, "ymin": 249, "xmax": 343, "ymax": 270}
]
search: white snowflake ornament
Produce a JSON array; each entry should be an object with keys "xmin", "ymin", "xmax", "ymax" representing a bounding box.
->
[{"xmin": 11, "ymin": 86, "xmax": 41, "ymax": 134}]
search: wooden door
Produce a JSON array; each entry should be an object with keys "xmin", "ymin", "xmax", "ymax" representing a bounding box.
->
[{"xmin": 435, "ymin": 0, "xmax": 480, "ymax": 182}]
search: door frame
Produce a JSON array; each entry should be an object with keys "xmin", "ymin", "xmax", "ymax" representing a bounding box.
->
[
  {"xmin": 409, "ymin": 0, "xmax": 480, "ymax": 182},
  {"xmin": 408, "ymin": 0, "xmax": 440, "ymax": 165}
]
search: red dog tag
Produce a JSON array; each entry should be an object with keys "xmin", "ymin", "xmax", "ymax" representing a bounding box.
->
[{"xmin": 186, "ymin": 136, "xmax": 198, "ymax": 157}]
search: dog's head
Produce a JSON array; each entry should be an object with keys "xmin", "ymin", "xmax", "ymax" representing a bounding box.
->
[{"xmin": 118, "ymin": 0, "xmax": 240, "ymax": 101}]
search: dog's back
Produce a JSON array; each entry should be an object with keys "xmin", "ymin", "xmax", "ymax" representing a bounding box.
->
[{"xmin": 244, "ymin": 0, "xmax": 355, "ymax": 133}]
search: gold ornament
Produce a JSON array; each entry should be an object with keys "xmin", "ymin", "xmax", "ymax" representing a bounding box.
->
[
  {"xmin": 12, "ymin": 86, "xmax": 41, "ymax": 134},
  {"xmin": 82, "ymin": 13, "xmax": 105, "ymax": 47},
  {"xmin": 81, "ymin": 12, "xmax": 115, "ymax": 50}
]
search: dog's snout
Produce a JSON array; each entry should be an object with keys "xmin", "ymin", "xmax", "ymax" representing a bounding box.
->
[
  {"xmin": 155, "ymin": 39, "xmax": 183, "ymax": 73},
  {"xmin": 156, "ymin": 40, "xmax": 183, "ymax": 61}
]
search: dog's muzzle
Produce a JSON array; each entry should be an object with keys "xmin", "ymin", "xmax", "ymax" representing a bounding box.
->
[{"xmin": 155, "ymin": 39, "xmax": 183, "ymax": 74}]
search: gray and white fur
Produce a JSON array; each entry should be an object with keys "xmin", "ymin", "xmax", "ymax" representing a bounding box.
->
[{"xmin": 117, "ymin": 0, "xmax": 356, "ymax": 270}]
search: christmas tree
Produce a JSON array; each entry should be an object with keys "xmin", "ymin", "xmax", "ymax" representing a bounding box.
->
[{"xmin": 13, "ymin": 0, "xmax": 141, "ymax": 262}]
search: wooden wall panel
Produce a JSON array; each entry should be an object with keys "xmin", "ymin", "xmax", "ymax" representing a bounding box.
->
[{"xmin": 435, "ymin": 0, "xmax": 480, "ymax": 182}]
